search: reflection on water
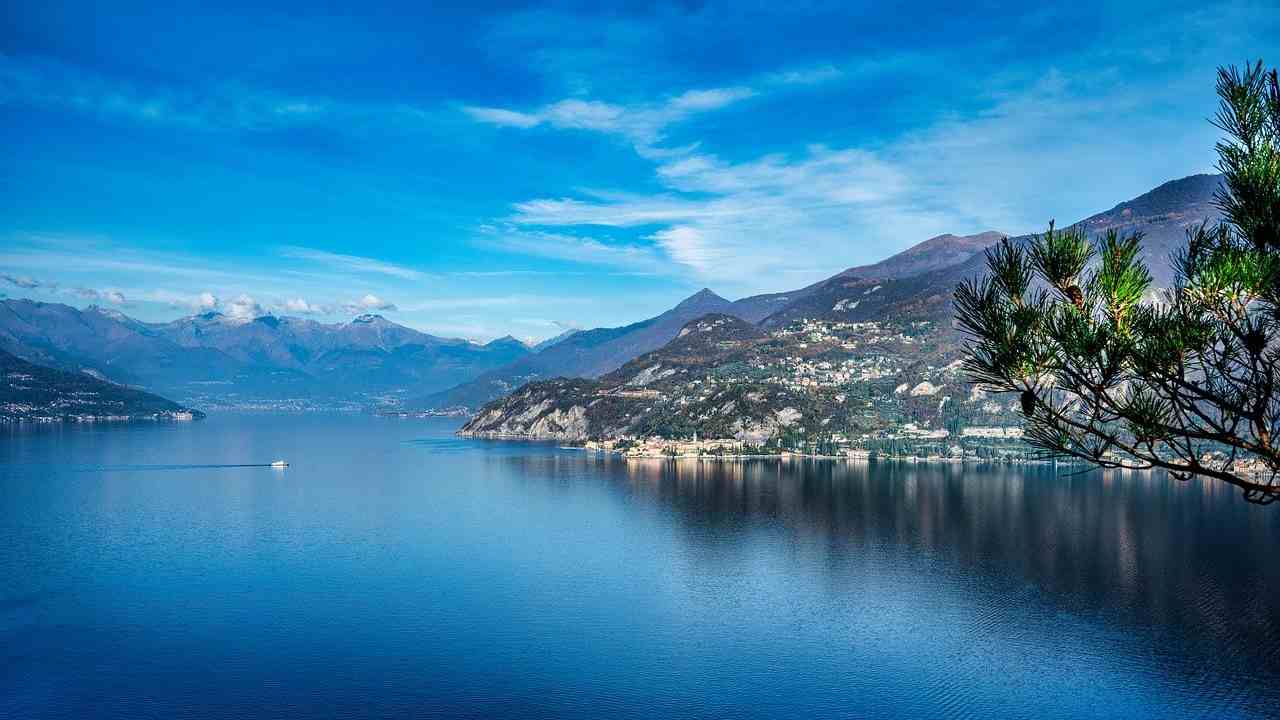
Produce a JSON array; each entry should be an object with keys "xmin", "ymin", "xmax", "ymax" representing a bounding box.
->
[
  {"xmin": 500, "ymin": 453, "xmax": 1280, "ymax": 708},
  {"xmin": 2, "ymin": 416, "xmax": 1278, "ymax": 719}
]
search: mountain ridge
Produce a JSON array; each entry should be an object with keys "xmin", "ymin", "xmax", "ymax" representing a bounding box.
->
[
  {"xmin": 0, "ymin": 348, "xmax": 203, "ymax": 422},
  {"xmin": 0, "ymin": 300, "xmax": 530, "ymax": 406}
]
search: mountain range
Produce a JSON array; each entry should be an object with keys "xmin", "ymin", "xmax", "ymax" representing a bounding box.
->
[
  {"xmin": 0, "ymin": 303, "xmax": 530, "ymax": 407},
  {"xmin": 0, "ymin": 173, "xmax": 1223, "ymax": 418}
]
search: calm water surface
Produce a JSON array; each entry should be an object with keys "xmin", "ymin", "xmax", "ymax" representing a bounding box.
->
[{"xmin": 1, "ymin": 414, "xmax": 1277, "ymax": 719}]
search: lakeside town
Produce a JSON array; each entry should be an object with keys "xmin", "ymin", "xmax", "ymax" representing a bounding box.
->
[{"xmin": 578, "ymin": 427, "xmax": 1042, "ymax": 463}]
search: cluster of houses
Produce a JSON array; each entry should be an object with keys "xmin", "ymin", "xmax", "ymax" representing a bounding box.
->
[{"xmin": 581, "ymin": 421, "xmax": 1035, "ymax": 461}]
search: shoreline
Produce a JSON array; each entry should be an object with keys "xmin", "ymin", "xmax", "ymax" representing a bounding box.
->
[
  {"xmin": 460, "ymin": 431, "xmax": 1070, "ymax": 466},
  {"xmin": 573, "ymin": 448, "xmax": 1069, "ymax": 466}
]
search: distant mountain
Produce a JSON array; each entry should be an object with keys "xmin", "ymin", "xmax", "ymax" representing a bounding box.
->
[
  {"xmin": 152, "ymin": 311, "xmax": 529, "ymax": 398},
  {"xmin": 0, "ymin": 301, "xmax": 530, "ymax": 405},
  {"xmin": 0, "ymin": 349, "xmax": 202, "ymax": 422},
  {"xmin": 531, "ymin": 328, "xmax": 581, "ymax": 353},
  {"xmin": 486, "ymin": 335, "xmax": 533, "ymax": 353},
  {"xmin": 413, "ymin": 288, "xmax": 737, "ymax": 410},
  {"xmin": 0, "ymin": 300, "xmax": 250, "ymax": 389}
]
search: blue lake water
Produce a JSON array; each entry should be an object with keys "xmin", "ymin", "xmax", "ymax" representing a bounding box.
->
[{"xmin": 1, "ymin": 414, "xmax": 1278, "ymax": 719}]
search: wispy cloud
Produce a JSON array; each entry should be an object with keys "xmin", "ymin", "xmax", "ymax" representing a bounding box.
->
[
  {"xmin": 2, "ymin": 270, "xmax": 139, "ymax": 306},
  {"xmin": 481, "ymin": 55, "xmax": 1228, "ymax": 290},
  {"xmin": 279, "ymin": 246, "xmax": 428, "ymax": 280},
  {"xmin": 2, "ymin": 274, "xmax": 41, "ymax": 289},
  {"xmin": 71, "ymin": 287, "xmax": 128, "ymax": 305},
  {"xmin": 0, "ymin": 55, "xmax": 333, "ymax": 132},
  {"xmin": 767, "ymin": 65, "xmax": 844, "ymax": 85},
  {"xmin": 499, "ymin": 143, "xmax": 929, "ymax": 280},
  {"xmin": 463, "ymin": 85, "xmax": 755, "ymax": 147},
  {"xmin": 0, "ymin": 54, "xmax": 455, "ymax": 136},
  {"xmin": 480, "ymin": 227, "xmax": 668, "ymax": 272},
  {"xmin": 398, "ymin": 294, "xmax": 572, "ymax": 312}
]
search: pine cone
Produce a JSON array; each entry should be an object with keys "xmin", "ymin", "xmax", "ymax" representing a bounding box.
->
[
  {"xmin": 1020, "ymin": 389, "xmax": 1036, "ymax": 416},
  {"xmin": 1066, "ymin": 285, "xmax": 1085, "ymax": 312},
  {"xmin": 1245, "ymin": 327, "xmax": 1266, "ymax": 356}
]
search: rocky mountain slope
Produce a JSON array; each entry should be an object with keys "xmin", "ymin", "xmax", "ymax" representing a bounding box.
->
[
  {"xmin": 460, "ymin": 312, "xmax": 979, "ymax": 442},
  {"xmin": 0, "ymin": 349, "xmax": 203, "ymax": 422}
]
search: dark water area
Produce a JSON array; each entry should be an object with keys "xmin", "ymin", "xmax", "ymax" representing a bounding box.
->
[{"xmin": 1, "ymin": 414, "xmax": 1277, "ymax": 719}]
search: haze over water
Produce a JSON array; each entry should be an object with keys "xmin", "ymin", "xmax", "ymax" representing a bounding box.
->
[{"xmin": 1, "ymin": 415, "xmax": 1277, "ymax": 719}]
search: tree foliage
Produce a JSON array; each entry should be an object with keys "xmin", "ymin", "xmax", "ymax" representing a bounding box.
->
[{"xmin": 956, "ymin": 61, "xmax": 1280, "ymax": 503}]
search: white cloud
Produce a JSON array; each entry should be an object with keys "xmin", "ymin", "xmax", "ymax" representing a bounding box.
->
[
  {"xmin": 347, "ymin": 293, "xmax": 396, "ymax": 313},
  {"xmin": 226, "ymin": 294, "xmax": 267, "ymax": 320},
  {"xmin": 665, "ymin": 87, "xmax": 754, "ymax": 112},
  {"xmin": 104, "ymin": 290, "xmax": 127, "ymax": 305},
  {"xmin": 461, "ymin": 106, "xmax": 541, "ymax": 128},
  {"xmin": 283, "ymin": 297, "xmax": 322, "ymax": 314},
  {"xmin": 464, "ymin": 84, "xmax": 755, "ymax": 147},
  {"xmin": 646, "ymin": 226, "xmax": 722, "ymax": 274},
  {"xmin": 540, "ymin": 99, "xmax": 627, "ymax": 131}
]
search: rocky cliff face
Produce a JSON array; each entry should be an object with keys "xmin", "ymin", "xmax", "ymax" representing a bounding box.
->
[{"xmin": 459, "ymin": 378, "xmax": 595, "ymax": 439}]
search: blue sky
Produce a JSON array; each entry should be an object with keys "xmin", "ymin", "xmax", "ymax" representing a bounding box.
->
[{"xmin": 2, "ymin": 1, "xmax": 1277, "ymax": 341}]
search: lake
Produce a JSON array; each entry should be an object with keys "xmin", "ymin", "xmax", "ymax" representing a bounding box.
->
[{"xmin": 1, "ymin": 414, "xmax": 1277, "ymax": 719}]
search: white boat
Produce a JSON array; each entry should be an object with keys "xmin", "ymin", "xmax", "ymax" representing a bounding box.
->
[{"xmin": 270, "ymin": 460, "xmax": 289, "ymax": 468}]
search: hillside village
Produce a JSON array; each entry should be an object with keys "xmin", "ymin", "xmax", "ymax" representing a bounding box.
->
[{"xmin": 461, "ymin": 313, "xmax": 1040, "ymax": 462}]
